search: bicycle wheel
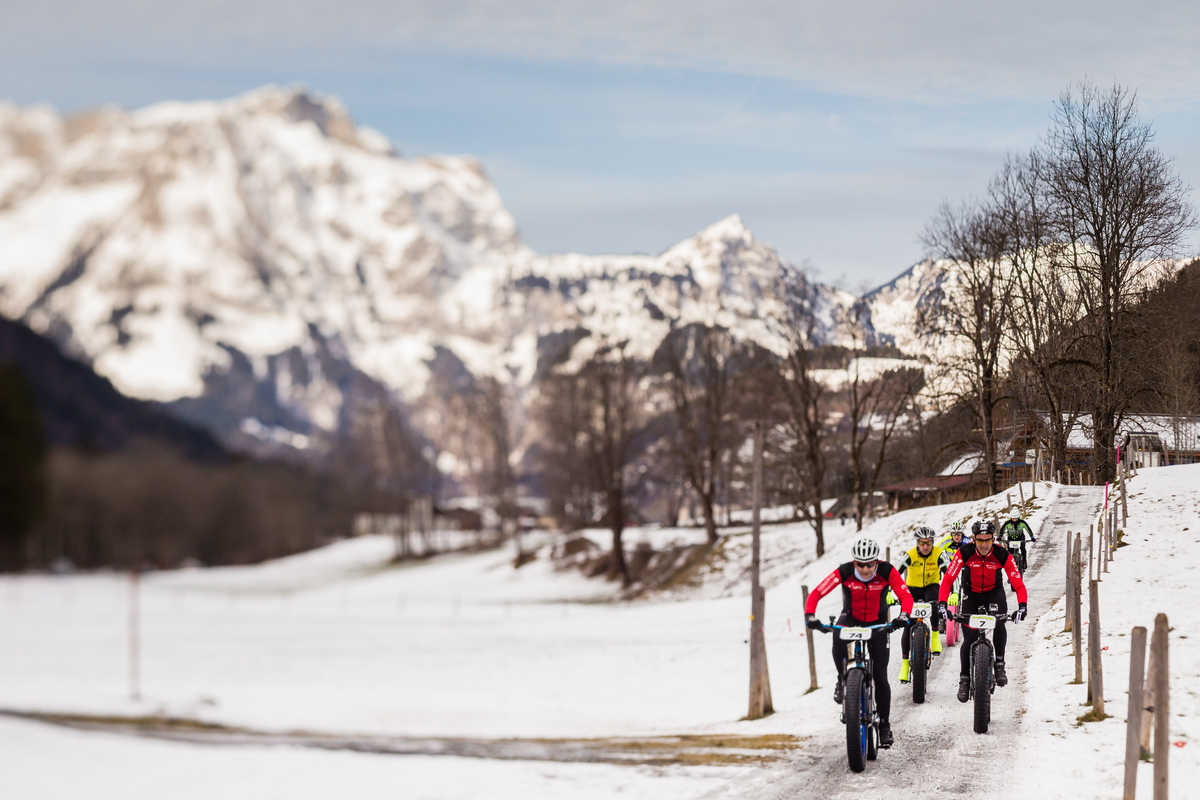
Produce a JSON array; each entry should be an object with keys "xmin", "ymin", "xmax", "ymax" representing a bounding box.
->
[
  {"xmin": 911, "ymin": 623, "xmax": 928, "ymax": 704},
  {"xmin": 844, "ymin": 669, "xmax": 867, "ymax": 772},
  {"xmin": 972, "ymin": 642, "xmax": 991, "ymax": 734}
]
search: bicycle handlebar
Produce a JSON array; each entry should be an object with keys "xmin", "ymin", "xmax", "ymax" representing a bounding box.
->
[
  {"xmin": 814, "ymin": 621, "xmax": 904, "ymax": 634},
  {"xmin": 951, "ymin": 612, "xmax": 1017, "ymax": 623}
]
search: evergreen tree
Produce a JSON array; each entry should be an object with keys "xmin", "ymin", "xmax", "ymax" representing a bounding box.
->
[{"xmin": 0, "ymin": 362, "xmax": 46, "ymax": 567}]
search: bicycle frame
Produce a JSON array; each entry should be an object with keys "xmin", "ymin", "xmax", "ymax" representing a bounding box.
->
[{"xmin": 816, "ymin": 620, "xmax": 894, "ymax": 770}]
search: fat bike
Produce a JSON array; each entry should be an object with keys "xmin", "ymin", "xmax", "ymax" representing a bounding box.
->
[
  {"xmin": 815, "ymin": 619, "xmax": 902, "ymax": 772},
  {"xmin": 906, "ymin": 602, "xmax": 935, "ymax": 703},
  {"xmin": 954, "ymin": 605, "xmax": 1014, "ymax": 734}
]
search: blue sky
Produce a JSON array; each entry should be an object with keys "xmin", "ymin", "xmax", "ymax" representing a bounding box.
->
[{"xmin": 4, "ymin": 1, "xmax": 1200, "ymax": 288}]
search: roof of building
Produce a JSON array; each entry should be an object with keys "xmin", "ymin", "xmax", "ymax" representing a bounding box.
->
[
  {"xmin": 939, "ymin": 451, "xmax": 985, "ymax": 476},
  {"xmin": 1034, "ymin": 412, "xmax": 1200, "ymax": 453}
]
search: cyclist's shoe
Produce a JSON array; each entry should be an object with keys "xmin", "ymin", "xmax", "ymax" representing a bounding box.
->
[
  {"xmin": 898, "ymin": 658, "xmax": 910, "ymax": 683},
  {"xmin": 833, "ymin": 680, "xmax": 844, "ymax": 705},
  {"xmin": 995, "ymin": 661, "xmax": 1008, "ymax": 687},
  {"xmin": 931, "ymin": 631, "xmax": 943, "ymax": 654},
  {"xmin": 957, "ymin": 676, "xmax": 970, "ymax": 703},
  {"xmin": 878, "ymin": 722, "xmax": 894, "ymax": 748}
]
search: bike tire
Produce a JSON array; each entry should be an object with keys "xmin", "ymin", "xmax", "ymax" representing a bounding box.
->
[
  {"xmin": 911, "ymin": 623, "xmax": 927, "ymax": 704},
  {"xmin": 844, "ymin": 669, "xmax": 867, "ymax": 772},
  {"xmin": 945, "ymin": 612, "xmax": 959, "ymax": 646},
  {"xmin": 973, "ymin": 643, "xmax": 991, "ymax": 734},
  {"xmin": 866, "ymin": 722, "xmax": 878, "ymax": 761}
]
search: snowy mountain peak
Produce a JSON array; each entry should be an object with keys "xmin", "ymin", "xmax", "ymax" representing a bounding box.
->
[
  {"xmin": 0, "ymin": 88, "xmax": 529, "ymax": 459},
  {"xmin": 0, "ymin": 87, "xmax": 935, "ymax": 488},
  {"xmin": 688, "ymin": 213, "xmax": 753, "ymax": 246}
]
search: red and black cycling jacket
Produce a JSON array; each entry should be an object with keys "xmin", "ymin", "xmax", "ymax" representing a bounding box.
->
[
  {"xmin": 939, "ymin": 544, "xmax": 1028, "ymax": 604},
  {"xmin": 805, "ymin": 562, "xmax": 913, "ymax": 623}
]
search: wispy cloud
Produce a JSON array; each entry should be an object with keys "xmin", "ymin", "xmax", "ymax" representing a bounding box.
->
[{"xmin": 10, "ymin": 1, "xmax": 1200, "ymax": 102}]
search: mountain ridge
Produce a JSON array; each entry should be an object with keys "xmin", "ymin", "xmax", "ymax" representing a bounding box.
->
[{"xmin": 0, "ymin": 86, "xmax": 936, "ymax": 490}]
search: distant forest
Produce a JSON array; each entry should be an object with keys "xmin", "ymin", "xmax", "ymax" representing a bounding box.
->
[{"xmin": 0, "ymin": 317, "xmax": 383, "ymax": 572}]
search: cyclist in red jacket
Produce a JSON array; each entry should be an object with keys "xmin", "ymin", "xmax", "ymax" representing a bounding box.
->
[
  {"xmin": 938, "ymin": 520, "xmax": 1029, "ymax": 702},
  {"xmin": 806, "ymin": 536, "xmax": 914, "ymax": 747}
]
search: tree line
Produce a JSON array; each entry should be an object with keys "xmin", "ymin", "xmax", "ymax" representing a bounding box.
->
[
  {"xmin": 920, "ymin": 80, "xmax": 1196, "ymax": 493},
  {"xmin": 533, "ymin": 296, "xmax": 927, "ymax": 587},
  {"xmin": 531, "ymin": 81, "xmax": 1199, "ymax": 586}
]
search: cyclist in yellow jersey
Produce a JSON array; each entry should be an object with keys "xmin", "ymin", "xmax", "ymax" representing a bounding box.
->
[
  {"xmin": 896, "ymin": 526, "xmax": 950, "ymax": 682},
  {"xmin": 936, "ymin": 520, "xmax": 969, "ymax": 554}
]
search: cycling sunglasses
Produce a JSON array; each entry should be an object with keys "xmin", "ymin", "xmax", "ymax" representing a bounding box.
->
[{"xmin": 854, "ymin": 560, "xmax": 878, "ymax": 568}]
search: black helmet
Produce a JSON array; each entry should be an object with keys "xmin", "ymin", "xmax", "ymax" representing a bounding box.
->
[{"xmin": 971, "ymin": 520, "xmax": 996, "ymax": 538}]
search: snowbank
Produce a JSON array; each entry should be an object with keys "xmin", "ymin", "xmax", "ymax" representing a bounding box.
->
[{"xmin": 1011, "ymin": 464, "xmax": 1200, "ymax": 799}]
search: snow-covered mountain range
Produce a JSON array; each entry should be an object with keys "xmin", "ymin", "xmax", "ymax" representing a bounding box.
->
[{"xmin": 0, "ymin": 86, "xmax": 939, "ymax": 481}]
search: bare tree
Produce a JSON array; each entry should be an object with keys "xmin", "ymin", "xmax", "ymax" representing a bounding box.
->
[
  {"xmin": 771, "ymin": 280, "xmax": 830, "ymax": 557},
  {"xmin": 1041, "ymin": 81, "xmax": 1196, "ymax": 480},
  {"xmin": 921, "ymin": 201, "xmax": 1015, "ymax": 494},
  {"xmin": 841, "ymin": 306, "xmax": 921, "ymax": 529},
  {"xmin": 537, "ymin": 370, "xmax": 598, "ymax": 531},
  {"xmin": 656, "ymin": 323, "xmax": 739, "ymax": 545},
  {"xmin": 538, "ymin": 339, "xmax": 647, "ymax": 586},
  {"xmin": 577, "ymin": 340, "xmax": 645, "ymax": 586},
  {"xmin": 990, "ymin": 151, "xmax": 1088, "ymax": 469}
]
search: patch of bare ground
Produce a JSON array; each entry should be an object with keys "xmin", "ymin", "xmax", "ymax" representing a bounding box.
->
[
  {"xmin": 1, "ymin": 711, "xmax": 802, "ymax": 766},
  {"xmin": 551, "ymin": 534, "xmax": 727, "ymax": 598}
]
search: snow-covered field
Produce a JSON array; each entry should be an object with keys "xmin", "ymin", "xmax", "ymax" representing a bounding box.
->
[
  {"xmin": 1013, "ymin": 464, "xmax": 1200, "ymax": 799},
  {"xmin": 0, "ymin": 471, "xmax": 1194, "ymax": 798}
]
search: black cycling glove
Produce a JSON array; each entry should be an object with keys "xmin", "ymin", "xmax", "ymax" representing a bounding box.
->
[
  {"xmin": 805, "ymin": 613, "xmax": 820, "ymax": 630},
  {"xmin": 1011, "ymin": 602, "xmax": 1028, "ymax": 623},
  {"xmin": 938, "ymin": 600, "xmax": 951, "ymax": 621}
]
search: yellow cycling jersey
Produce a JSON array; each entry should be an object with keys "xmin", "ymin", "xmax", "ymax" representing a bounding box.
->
[{"xmin": 901, "ymin": 545, "xmax": 946, "ymax": 588}]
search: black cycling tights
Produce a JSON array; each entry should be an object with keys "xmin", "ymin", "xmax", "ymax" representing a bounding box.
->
[
  {"xmin": 832, "ymin": 612, "xmax": 892, "ymax": 724},
  {"xmin": 901, "ymin": 584, "xmax": 940, "ymax": 657},
  {"xmin": 958, "ymin": 588, "xmax": 1008, "ymax": 676}
]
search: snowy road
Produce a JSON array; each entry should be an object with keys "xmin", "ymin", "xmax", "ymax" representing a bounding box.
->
[{"xmin": 733, "ymin": 487, "xmax": 1104, "ymax": 800}]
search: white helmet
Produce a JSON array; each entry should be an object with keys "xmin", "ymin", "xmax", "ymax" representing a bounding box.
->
[{"xmin": 850, "ymin": 536, "xmax": 881, "ymax": 562}]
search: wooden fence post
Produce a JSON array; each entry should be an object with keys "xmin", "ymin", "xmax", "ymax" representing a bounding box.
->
[
  {"xmin": 1111, "ymin": 509, "xmax": 1117, "ymax": 561},
  {"xmin": 1007, "ymin": 492, "xmax": 1012, "ymax": 514},
  {"xmin": 1064, "ymin": 530, "xmax": 1074, "ymax": 633},
  {"xmin": 1073, "ymin": 534, "xmax": 1083, "ymax": 684},
  {"xmin": 1141, "ymin": 637, "xmax": 1157, "ymax": 758},
  {"xmin": 802, "ymin": 584, "xmax": 818, "ymax": 693},
  {"xmin": 1121, "ymin": 467, "xmax": 1128, "ymax": 527},
  {"xmin": 1103, "ymin": 514, "xmax": 1110, "ymax": 574},
  {"xmin": 747, "ymin": 421, "xmax": 772, "ymax": 719},
  {"xmin": 1019, "ymin": 482, "xmax": 1025, "ymax": 504},
  {"xmin": 1087, "ymin": 579, "xmax": 1104, "ymax": 715},
  {"xmin": 1123, "ymin": 626, "xmax": 1147, "ymax": 800},
  {"xmin": 1152, "ymin": 614, "xmax": 1169, "ymax": 800},
  {"xmin": 1089, "ymin": 525, "xmax": 1099, "ymax": 582}
]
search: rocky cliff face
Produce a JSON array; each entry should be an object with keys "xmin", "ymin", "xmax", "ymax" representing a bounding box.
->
[
  {"xmin": 0, "ymin": 86, "xmax": 941, "ymax": 489},
  {"xmin": 0, "ymin": 87, "xmax": 527, "ymax": 460}
]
